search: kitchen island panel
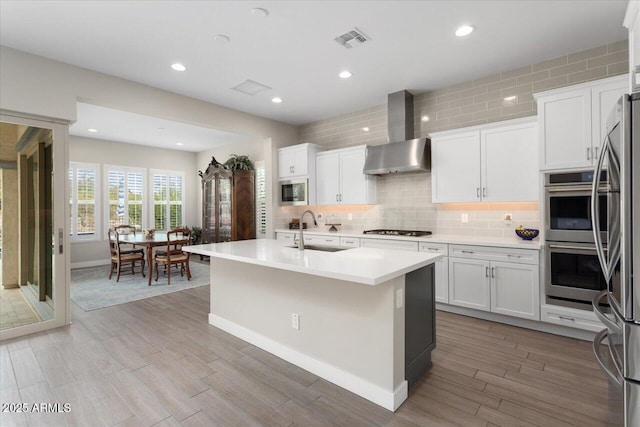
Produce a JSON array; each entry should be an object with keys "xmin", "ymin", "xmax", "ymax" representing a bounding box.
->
[{"xmin": 209, "ymin": 257, "xmax": 407, "ymax": 411}]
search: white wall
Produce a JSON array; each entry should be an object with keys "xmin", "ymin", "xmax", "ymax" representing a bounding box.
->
[
  {"xmin": 0, "ymin": 46, "xmax": 298, "ymax": 245},
  {"xmin": 69, "ymin": 135, "xmax": 199, "ymax": 267}
]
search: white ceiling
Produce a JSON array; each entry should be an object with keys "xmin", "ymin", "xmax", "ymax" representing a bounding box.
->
[
  {"xmin": 0, "ymin": 0, "xmax": 629, "ymax": 129},
  {"xmin": 70, "ymin": 103, "xmax": 250, "ymax": 152}
]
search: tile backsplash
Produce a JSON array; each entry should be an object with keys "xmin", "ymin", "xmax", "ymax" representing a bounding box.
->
[
  {"xmin": 276, "ymin": 173, "xmax": 539, "ymax": 238},
  {"xmin": 278, "ymin": 40, "xmax": 627, "ymax": 238}
]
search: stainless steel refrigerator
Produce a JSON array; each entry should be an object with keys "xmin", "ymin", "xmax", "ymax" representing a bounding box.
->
[{"xmin": 591, "ymin": 93, "xmax": 640, "ymax": 426}]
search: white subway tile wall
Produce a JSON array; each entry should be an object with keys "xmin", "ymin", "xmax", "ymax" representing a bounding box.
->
[{"xmin": 278, "ymin": 40, "xmax": 627, "ymax": 238}]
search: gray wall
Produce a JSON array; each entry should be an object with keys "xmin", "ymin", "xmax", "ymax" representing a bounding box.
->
[
  {"xmin": 279, "ymin": 40, "xmax": 628, "ymax": 238},
  {"xmin": 70, "ymin": 135, "xmax": 199, "ymax": 267}
]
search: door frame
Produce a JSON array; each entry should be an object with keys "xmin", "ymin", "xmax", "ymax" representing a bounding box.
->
[{"xmin": 0, "ymin": 110, "xmax": 70, "ymax": 340}]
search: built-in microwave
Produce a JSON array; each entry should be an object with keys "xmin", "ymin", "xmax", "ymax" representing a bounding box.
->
[{"xmin": 280, "ymin": 179, "xmax": 309, "ymax": 206}]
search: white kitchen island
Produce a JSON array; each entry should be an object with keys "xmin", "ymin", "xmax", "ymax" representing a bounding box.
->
[{"xmin": 183, "ymin": 239, "xmax": 441, "ymax": 411}]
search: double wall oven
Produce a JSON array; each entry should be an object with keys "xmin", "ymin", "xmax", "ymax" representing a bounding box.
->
[{"xmin": 544, "ymin": 171, "xmax": 609, "ymax": 308}]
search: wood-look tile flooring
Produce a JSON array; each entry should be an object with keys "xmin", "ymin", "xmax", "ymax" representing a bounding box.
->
[
  {"xmin": 0, "ymin": 286, "xmax": 610, "ymax": 426},
  {"xmin": 0, "ymin": 287, "xmax": 41, "ymax": 331}
]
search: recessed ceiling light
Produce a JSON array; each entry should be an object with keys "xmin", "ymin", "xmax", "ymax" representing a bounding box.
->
[
  {"xmin": 421, "ymin": 115, "xmax": 430, "ymax": 122},
  {"xmin": 362, "ymin": 127, "xmax": 370, "ymax": 132},
  {"xmin": 176, "ymin": 142, "xmax": 184, "ymax": 146},
  {"xmin": 251, "ymin": 8, "xmax": 269, "ymax": 17},
  {"xmin": 455, "ymin": 25, "xmax": 474, "ymax": 37},
  {"xmin": 339, "ymin": 71, "xmax": 352, "ymax": 79},
  {"xmin": 214, "ymin": 34, "xmax": 230, "ymax": 44},
  {"xmin": 157, "ymin": 127, "xmax": 165, "ymax": 131},
  {"xmin": 272, "ymin": 97, "xmax": 282, "ymax": 103},
  {"xmin": 171, "ymin": 63, "xmax": 187, "ymax": 71},
  {"xmin": 504, "ymin": 95, "xmax": 517, "ymax": 101},
  {"xmin": 88, "ymin": 128, "xmax": 97, "ymax": 133}
]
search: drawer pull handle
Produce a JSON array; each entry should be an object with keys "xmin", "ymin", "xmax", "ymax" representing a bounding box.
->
[
  {"xmin": 461, "ymin": 250, "xmax": 474, "ymax": 254},
  {"xmin": 507, "ymin": 254, "xmax": 522, "ymax": 258},
  {"xmin": 427, "ymin": 247, "xmax": 440, "ymax": 251},
  {"xmin": 558, "ymin": 315, "xmax": 575, "ymax": 322}
]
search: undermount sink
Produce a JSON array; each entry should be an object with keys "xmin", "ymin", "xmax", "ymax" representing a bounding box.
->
[{"xmin": 287, "ymin": 245, "xmax": 350, "ymax": 252}]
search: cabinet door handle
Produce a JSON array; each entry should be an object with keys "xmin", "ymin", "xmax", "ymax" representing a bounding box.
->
[
  {"xmin": 336, "ymin": 194, "xmax": 339, "ymax": 202},
  {"xmin": 491, "ymin": 267, "xmax": 495, "ymax": 278},
  {"xmin": 482, "ymin": 187, "xmax": 487, "ymax": 198},
  {"xmin": 339, "ymin": 194, "xmax": 343, "ymax": 202},
  {"xmin": 587, "ymin": 147, "xmax": 591, "ymax": 160},
  {"xmin": 477, "ymin": 187, "xmax": 480, "ymax": 198},
  {"xmin": 485, "ymin": 266, "xmax": 489, "ymax": 277},
  {"xmin": 594, "ymin": 146, "xmax": 599, "ymax": 159}
]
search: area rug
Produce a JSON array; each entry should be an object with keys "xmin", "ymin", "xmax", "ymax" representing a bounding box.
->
[{"xmin": 71, "ymin": 262, "xmax": 209, "ymax": 311}]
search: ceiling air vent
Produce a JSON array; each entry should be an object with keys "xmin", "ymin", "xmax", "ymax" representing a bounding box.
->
[
  {"xmin": 231, "ymin": 79, "xmax": 272, "ymax": 96},
  {"xmin": 334, "ymin": 27, "xmax": 369, "ymax": 49}
]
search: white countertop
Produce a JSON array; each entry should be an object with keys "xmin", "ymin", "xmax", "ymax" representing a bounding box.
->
[
  {"xmin": 275, "ymin": 229, "xmax": 542, "ymax": 250},
  {"xmin": 183, "ymin": 239, "xmax": 441, "ymax": 286}
]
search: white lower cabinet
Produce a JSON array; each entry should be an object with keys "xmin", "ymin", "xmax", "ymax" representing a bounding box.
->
[
  {"xmin": 541, "ymin": 304, "xmax": 603, "ymax": 332},
  {"xmin": 300, "ymin": 235, "xmax": 339, "ymax": 246},
  {"xmin": 339, "ymin": 237, "xmax": 360, "ymax": 247},
  {"xmin": 419, "ymin": 242, "xmax": 449, "ymax": 304},
  {"xmin": 449, "ymin": 258, "xmax": 491, "ymax": 311},
  {"xmin": 448, "ymin": 245, "xmax": 540, "ymax": 321},
  {"xmin": 360, "ymin": 238, "xmax": 419, "ymax": 251},
  {"xmin": 490, "ymin": 261, "xmax": 540, "ymax": 321},
  {"xmin": 276, "ymin": 232, "xmax": 295, "ymax": 242}
]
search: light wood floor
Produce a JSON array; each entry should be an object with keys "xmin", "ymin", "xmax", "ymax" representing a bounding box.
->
[{"xmin": 0, "ymin": 286, "xmax": 610, "ymax": 426}]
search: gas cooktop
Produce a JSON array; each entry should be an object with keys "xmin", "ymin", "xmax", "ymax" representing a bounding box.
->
[{"xmin": 363, "ymin": 229, "xmax": 432, "ymax": 237}]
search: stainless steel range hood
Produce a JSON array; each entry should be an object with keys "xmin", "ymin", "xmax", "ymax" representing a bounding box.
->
[{"xmin": 363, "ymin": 90, "xmax": 430, "ymax": 175}]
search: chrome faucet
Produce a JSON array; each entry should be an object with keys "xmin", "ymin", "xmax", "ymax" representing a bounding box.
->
[{"xmin": 299, "ymin": 210, "xmax": 318, "ymax": 251}]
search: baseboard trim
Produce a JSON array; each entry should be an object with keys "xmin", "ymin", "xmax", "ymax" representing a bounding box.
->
[
  {"xmin": 436, "ymin": 303, "xmax": 597, "ymax": 341},
  {"xmin": 209, "ymin": 313, "xmax": 405, "ymax": 411},
  {"xmin": 71, "ymin": 259, "xmax": 110, "ymax": 269}
]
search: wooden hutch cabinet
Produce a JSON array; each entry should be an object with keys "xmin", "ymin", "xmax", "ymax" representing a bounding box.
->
[{"xmin": 199, "ymin": 157, "xmax": 255, "ymax": 244}]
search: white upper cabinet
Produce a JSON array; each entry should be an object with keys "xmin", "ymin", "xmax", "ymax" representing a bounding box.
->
[
  {"xmin": 278, "ymin": 143, "xmax": 320, "ymax": 180},
  {"xmin": 481, "ymin": 121, "xmax": 538, "ymax": 202},
  {"xmin": 316, "ymin": 145, "xmax": 376, "ymax": 205},
  {"xmin": 535, "ymin": 75, "xmax": 627, "ymax": 171},
  {"xmin": 537, "ymin": 87, "xmax": 591, "ymax": 170},
  {"xmin": 431, "ymin": 131, "xmax": 481, "ymax": 203},
  {"xmin": 431, "ymin": 117, "xmax": 538, "ymax": 203}
]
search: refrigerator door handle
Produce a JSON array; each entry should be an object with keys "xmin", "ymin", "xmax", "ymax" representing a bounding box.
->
[
  {"xmin": 592, "ymin": 329, "xmax": 623, "ymax": 386},
  {"xmin": 591, "ymin": 134, "xmax": 610, "ymax": 281},
  {"xmin": 592, "ymin": 291, "xmax": 620, "ymax": 332}
]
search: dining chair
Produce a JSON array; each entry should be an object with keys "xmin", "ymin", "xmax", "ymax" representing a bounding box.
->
[
  {"xmin": 108, "ymin": 229, "xmax": 146, "ymax": 282},
  {"xmin": 154, "ymin": 228, "xmax": 192, "ymax": 285},
  {"xmin": 113, "ymin": 225, "xmax": 144, "ymax": 254}
]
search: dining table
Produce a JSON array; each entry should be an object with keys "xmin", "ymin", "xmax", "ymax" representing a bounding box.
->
[{"xmin": 118, "ymin": 232, "xmax": 169, "ymax": 286}]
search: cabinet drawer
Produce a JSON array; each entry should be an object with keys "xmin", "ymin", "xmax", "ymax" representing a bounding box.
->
[
  {"xmin": 276, "ymin": 232, "xmax": 295, "ymax": 241},
  {"xmin": 340, "ymin": 237, "xmax": 360, "ymax": 248},
  {"xmin": 541, "ymin": 304, "xmax": 604, "ymax": 332},
  {"xmin": 302, "ymin": 235, "xmax": 340, "ymax": 246},
  {"xmin": 419, "ymin": 242, "xmax": 448, "ymax": 255},
  {"xmin": 360, "ymin": 238, "xmax": 418, "ymax": 252},
  {"xmin": 449, "ymin": 245, "xmax": 538, "ymax": 265}
]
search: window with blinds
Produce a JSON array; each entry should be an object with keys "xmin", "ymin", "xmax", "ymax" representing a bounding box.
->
[
  {"xmin": 151, "ymin": 170, "xmax": 184, "ymax": 231},
  {"xmin": 105, "ymin": 166, "xmax": 145, "ymax": 232},
  {"xmin": 69, "ymin": 162, "xmax": 99, "ymax": 240},
  {"xmin": 255, "ymin": 161, "xmax": 267, "ymax": 237}
]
